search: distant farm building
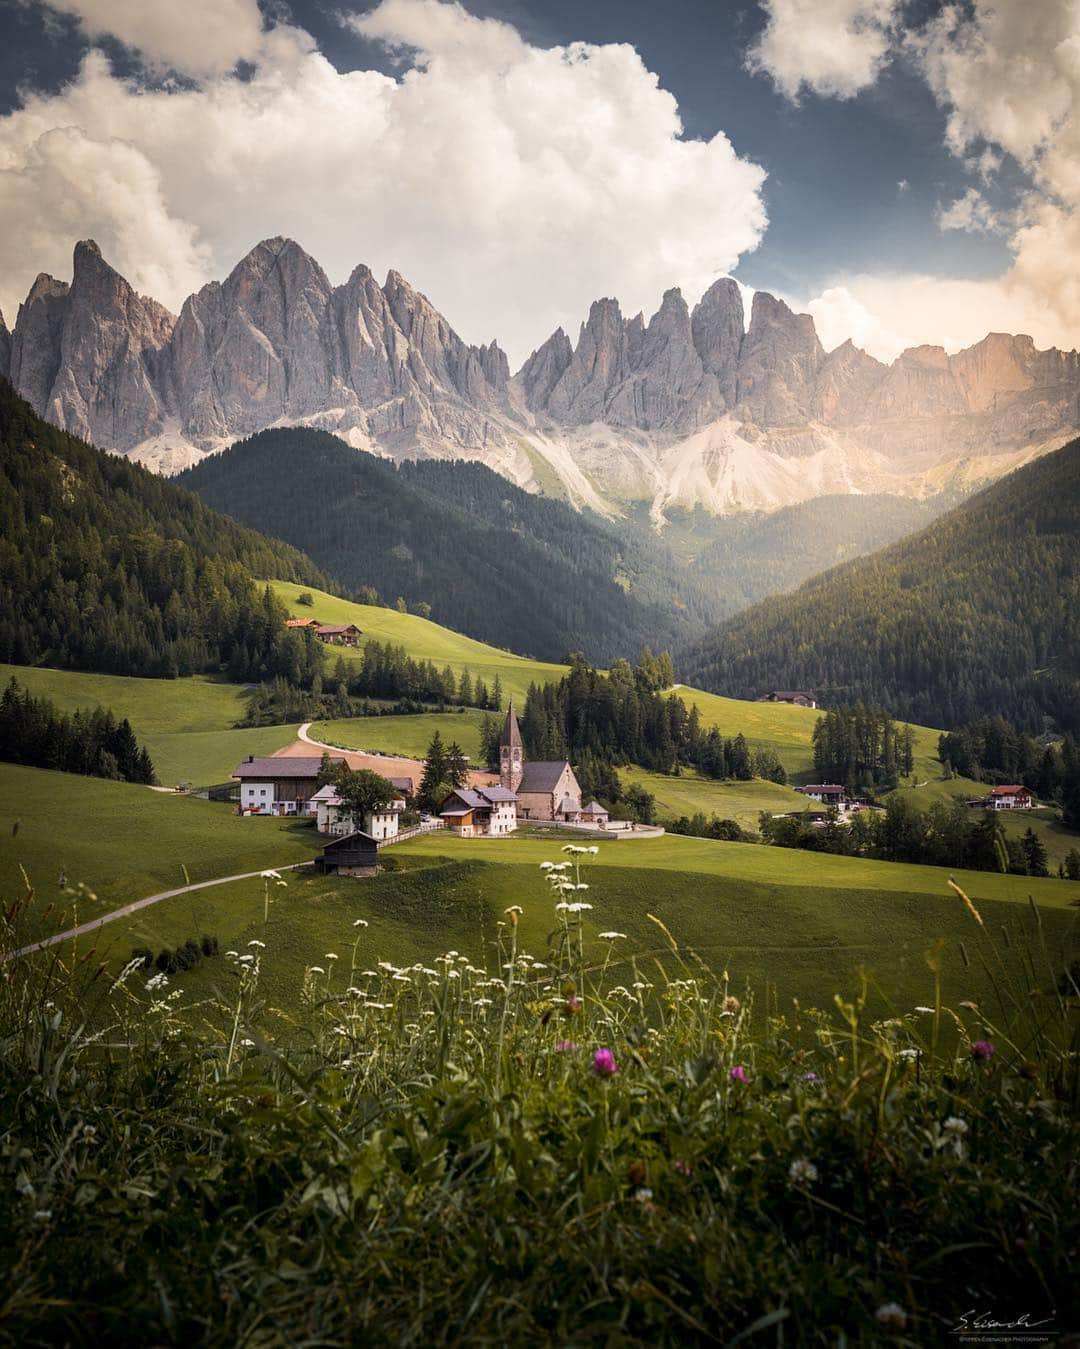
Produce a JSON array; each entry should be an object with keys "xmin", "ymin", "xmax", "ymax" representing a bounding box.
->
[
  {"xmin": 986, "ymin": 785, "xmax": 1035, "ymax": 810},
  {"xmin": 439, "ymin": 785, "xmax": 518, "ymax": 837},
  {"xmin": 285, "ymin": 617, "xmax": 319, "ymax": 629},
  {"xmin": 795, "ymin": 784, "xmax": 847, "ymax": 807},
  {"xmin": 759, "ymin": 691, "xmax": 817, "ymax": 709},
  {"xmin": 233, "ymin": 755, "xmax": 346, "ymax": 817},
  {"xmin": 314, "ymin": 623, "xmax": 361, "ymax": 646}
]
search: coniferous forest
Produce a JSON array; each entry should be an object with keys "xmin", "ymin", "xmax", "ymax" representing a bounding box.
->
[
  {"xmin": 0, "ymin": 382, "xmax": 327, "ymax": 681},
  {"xmin": 681, "ymin": 438, "xmax": 1080, "ymax": 733},
  {"xmin": 179, "ymin": 427, "xmax": 720, "ymax": 665},
  {"xmin": 0, "ymin": 676, "xmax": 156, "ymax": 783}
]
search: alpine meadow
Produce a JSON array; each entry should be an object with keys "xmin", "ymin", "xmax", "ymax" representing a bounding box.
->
[{"xmin": 1, "ymin": 1, "xmax": 1078, "ymax": 1345}]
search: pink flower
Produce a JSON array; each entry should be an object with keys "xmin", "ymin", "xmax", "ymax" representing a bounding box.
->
[
  {"xmin": 673, "ymin": 1159, "xmax": 692, "ymax": 1176},
  {"xmin": 971, "ymin": 1040, "xmax": 995, "ymax": 1060},
  {"xmin": 565, "ymin": 995, "xmax": 582, "ymax": 1014},
  {"xmin": 592, "ymin": 1048, "xmax": 618, "ymax": 1077},
  {"xmin": 554, "ymin": 1039, "xmax": 578, "ymax": 1053},
  {"xmin": 729, "ymin": 1065, "xmax": 748, "ymax": 1083}
]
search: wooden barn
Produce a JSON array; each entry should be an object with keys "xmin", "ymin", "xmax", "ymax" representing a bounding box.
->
[{"xmin": 315, "ymin": 831, "xmax": 379, "ymax": 877}]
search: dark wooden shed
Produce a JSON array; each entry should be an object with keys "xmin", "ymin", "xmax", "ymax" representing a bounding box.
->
[{"xmin": 315, "ymin": 831, "xmax": 379, "ymax": 877}]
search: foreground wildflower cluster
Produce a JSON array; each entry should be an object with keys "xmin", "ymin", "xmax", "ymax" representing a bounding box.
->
[{"xmin": 0, "ymin": 849, "xmax": 1075, "ymax": 1346}]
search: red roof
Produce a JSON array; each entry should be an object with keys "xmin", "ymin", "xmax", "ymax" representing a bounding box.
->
[{"xmin": 991, "ymin": 784, "xmax": 1030, "ymax": 796}]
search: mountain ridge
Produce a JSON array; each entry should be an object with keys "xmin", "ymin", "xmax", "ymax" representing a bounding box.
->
[
  {"xmin": 4, "ymin": 238, "xmax": 1080, "ymax": 518},
  {"xmin": 679, "ymin": 438, "xmax": 1080, "ymax": 733}
]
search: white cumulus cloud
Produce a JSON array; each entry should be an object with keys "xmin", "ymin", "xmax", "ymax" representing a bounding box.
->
[
  {"xmin": 39, "ymin": 0, "xmax": 309, "ymax": 79},
  {"xmin": 746, "ymin": 0, "xmax": 900, "ymax": 100},
  {"xmin": 0, "ymin": 0, "xmax": 768, "ymax": 365}
]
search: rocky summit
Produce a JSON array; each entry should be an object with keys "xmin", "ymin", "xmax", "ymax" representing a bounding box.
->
[{"xmin": 4, "ymin": 238, "xmax": 1080, "ymax": 518}]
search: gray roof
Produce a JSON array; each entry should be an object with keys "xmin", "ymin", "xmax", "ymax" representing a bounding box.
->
[
  {"xmin": 234, "ymin": 756, "xmax": 345, "ymax": 779},
  {"xmin": 582, "ymin": 800, "xmax": 607, "ymax": 813},
  {"xmin": 480, "ymin": 785, "xmax": 518, "ymax": 802},
  {"xmin": 518, "ymin": 761, "xmax": 571, "ymax": 794}
]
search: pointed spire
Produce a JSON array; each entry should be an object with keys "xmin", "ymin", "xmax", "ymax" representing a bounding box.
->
[{"xmin": 500, "ymin": 700, "xmax": 522, "ymax": 750}]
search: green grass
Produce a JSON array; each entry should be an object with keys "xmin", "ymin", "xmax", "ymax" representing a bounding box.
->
[
  {"xmin": 672, "ymin": 684, "xmax": 946, "ymax": 784},
  {"xmin": 36, "ymin": 812, "xmax": 1077, "ymax": 1021},
  {"xmin": 0, "ymin": 763, "xmax": 314, "ymax": 942},
  {"xmin": 622, "ymin": 766, "xmax": 808, "ymax": 828},
  {"xmin": 267, "ymin": 581, "xmax": 570, "ymax": 706},
  {"xmin": 0, "ymin": 663, "xmax": 298, "ymax": 786},
  {"xmin": 310, "ymin": 710, "xmax": 489, "ymax": 762}
]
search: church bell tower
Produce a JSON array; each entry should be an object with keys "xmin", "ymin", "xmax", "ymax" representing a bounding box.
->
[{"xmin": 499, "ymin": 702, "xmax": 524, "ymax": 793}]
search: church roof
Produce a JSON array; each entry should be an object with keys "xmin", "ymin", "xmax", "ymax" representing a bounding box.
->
[
  {"xmin": 518, "ymin": 761, "xmax": 571, "ymax": 794},
  {"xmin": 499, "ymin": 703, "xmax": 523, "ymax": 750}
]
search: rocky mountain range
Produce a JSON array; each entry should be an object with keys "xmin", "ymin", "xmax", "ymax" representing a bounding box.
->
[{"xmin": 3, "ymin": 237, "xmax": 1079, "ymax": 518}]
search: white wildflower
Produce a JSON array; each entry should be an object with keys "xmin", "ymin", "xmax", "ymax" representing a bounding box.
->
[
  {"xmin": 325, "ymin": 952, "xmax": 339, "ymax": 961},
  {"xmin": 352, "ymin": 918, "xmax": 369, "ymax": 927},
  {"xmin": 896, "ymin": 1048, "xmax": 919, "ymax": 1060},
  {"xmin": 260, "ymin": 870, "xmax": 282, "ymax": 880},
  {"xmin": 914, "ymin": 1006, "xmax": 935, "ymax": 1014},
  {"xmin": 33, "ymin": 1210, "xmax": 52, "ymax": 1223},
  {"xmin": 788, "ymin": 1158, "xmax": 819, "ymax": 1186},
  {"xmin": 598, "ymin": 932, "xmax": 627, "ymax": 940},
  {"xmin": 308, "ymin": 965, "xmax": 326, "ymax": 975},
  {"xmin": 566, "ymin": 902, "xmax": 593, "ymax": 912},
  {"xmin": 943, "ymin": 1116, "xmax": 968, "ymax": 1136},
  {"xmin": 247, "ymin": 940, "xmax": 266, "ymax": 949},
  {"xmin": 875, "ymin": 1303, "xmax": 907, "ymax": 1330}
]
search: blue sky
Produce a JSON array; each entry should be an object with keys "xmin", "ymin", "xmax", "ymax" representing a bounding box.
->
[{"xmin": 0, "ymin": 0, "xmax": 1073, "ymax": 363}]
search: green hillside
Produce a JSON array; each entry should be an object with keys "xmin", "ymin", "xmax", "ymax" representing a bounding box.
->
[
  {"xmin": 267, "ymin": 581, "xmax": 570, "ymax": 706},
  {"xmin": 181, "ymin": 428, "xmax": 716, "ymax": 665},
  {"xmin": 681, "ymin": 438, "xmax": 1080, "ymax": 732},
  {"xmin": 15, "ymin": 804, "xmax": 1075, "ymax": 1022},
  {"xmin": 0, "ymin": 664, "xmax": 297, "ymax": 786},
  {"xmin": 0, "ymin": 763, "xmax": 313, "ymax": 943}
]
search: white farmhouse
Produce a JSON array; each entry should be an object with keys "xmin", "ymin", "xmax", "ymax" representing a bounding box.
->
[{"xmin": 310, "ymin": 783, "xmax": 405, "ymax": 839}]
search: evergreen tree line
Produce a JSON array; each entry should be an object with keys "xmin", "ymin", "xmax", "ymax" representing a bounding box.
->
[
  {"xmin": 0, "ymin": 381, "xmax": 330, "ymax": 681},
  {"xmin": 329, "ymin": 644, "xmax": 502, "ymax": 711},
  {"xmin": 759, "ymin": 797, "xmax": 1057, "ymax": 877},
  {"xmin": 812, "ymin": 706, "xmax": 916, "ymax": 791},
  {"xmin": 0, "ymin": 676, "xmax": 156, "ymax": 784},
  {"xmin": 681, "ymin": 437, "xmax": 1080, "ymax": 734},
  {"xmin": 514, "ymin": 652, "xmax": 785, "ymax": 785},
  {"xmin": 939, "ymin": 716, "xmax": 1080, "ymax": 822}
]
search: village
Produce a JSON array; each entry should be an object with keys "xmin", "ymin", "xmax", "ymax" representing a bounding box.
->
[{"xmin": 233, "ymin": 702, "xmax": 659, "ymax": 877}]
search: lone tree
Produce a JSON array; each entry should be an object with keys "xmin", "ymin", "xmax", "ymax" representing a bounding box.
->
[{"xmin": 335, "ymin": 768, "xmax": 396, "ymax": 827}]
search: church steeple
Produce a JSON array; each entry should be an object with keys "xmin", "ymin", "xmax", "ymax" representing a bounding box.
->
[{"xmin": 499, "ymin": 701, "xmax": 524, "ymax": 792}]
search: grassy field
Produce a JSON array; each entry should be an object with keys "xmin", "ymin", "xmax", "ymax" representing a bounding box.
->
[
  {"xmin": 311, "ymin": 710, "xmax": 489, "ymax": 762},
  {"xmin": 0, "ymin": 763, "xmax": 314, "ymax": 942},
  {"xmin": 44, "ymin": 826, "xmax": 1079, "ymax": 1025},
  {"xmin": 0, "ymin": 663, "xmax": 297, "ymax": 786},
  {"xmin": 267, "ymin": 581, "xmax": 570, "ymax": 706},
  {"xmin": 621, "ymin": 766, "xmax": 807, "ymax": 828}
]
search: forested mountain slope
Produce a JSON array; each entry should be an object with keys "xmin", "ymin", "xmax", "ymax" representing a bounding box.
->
[
  {"xmin": 681, "ymin": 438, "xmax": 1080, "ymax": 732},
  {"xmin": 681, "ymin": 493, "xmax": 951, "ymax": 617},
  {"xmin": 0, "ymin": 381, "xmax": 327, "ymax": 680},
  {"xmin": 181, "ymin": 428, "xmax": 716, "ymax": 664}
]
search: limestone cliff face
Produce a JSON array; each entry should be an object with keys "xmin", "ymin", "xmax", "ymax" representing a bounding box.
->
[
  {"xmin": 0, "ymin": 310, "xmax": 11, "ymax": 381},
  {"xmin": 8, "ymin": 237, "xmax": 1080, "ymax": 515},
  {"xmin": 10, "ymin": 239, "xmax": 513, "ymax": 469}
]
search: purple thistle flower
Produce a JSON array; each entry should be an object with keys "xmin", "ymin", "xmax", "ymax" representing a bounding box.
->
[
  {"xmin": 593, "ymin": 1048, "xmax": 618, "ymax": 1077},
  {"xmin": 800, "ymin": 1071, "xmax": 819, "ymax": 1082},
  {"xmin": 554, "ymin": 1039, "xmax": 578, "ymax": 1053},
  {"xmin": 971, "ymin": 1039, "xmax": 995, "ymax": 1060},
  {"xmin": 729, "ymin": 1065, "xmax": 748, "ymax": 1083}
]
